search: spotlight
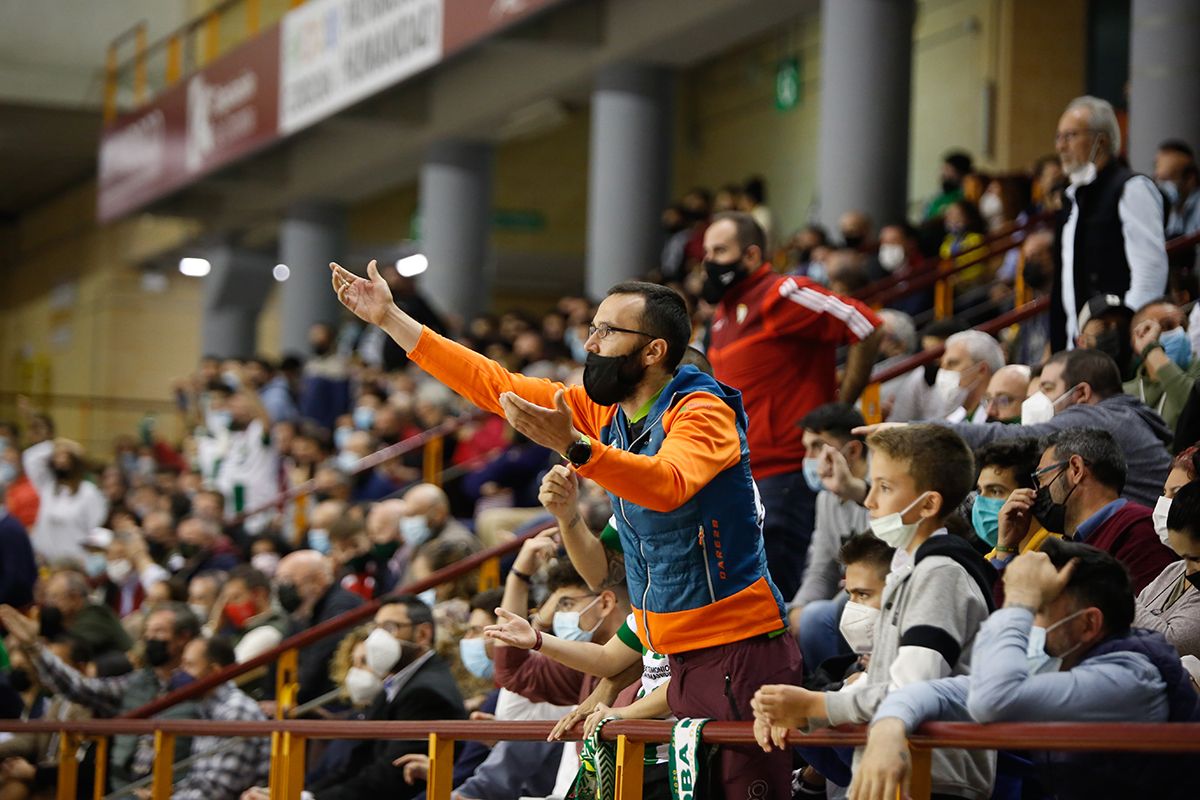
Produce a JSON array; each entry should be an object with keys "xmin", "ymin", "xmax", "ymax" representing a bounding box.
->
[
  {"xmin": 178, "ymin": 257, "xmax": 211, "ymax": 277},
  {"xmin": 273, "ymin": 264, "xmax": 291, "ymax": 282},
  {"xmin": 395, "ymin": 253, "xmax": 428, "ymax": 277}
]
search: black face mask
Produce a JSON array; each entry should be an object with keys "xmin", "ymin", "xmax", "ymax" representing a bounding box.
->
[
  {"xmin": 923, "ymin": 361, "xmax": 940, "ymax": 387},
  {"xmin": 7, "ymin": 667, "xmax": 32, "ymax": 693},
  {"xmin": 941, "ymin": 178, "xmax": 960, "ymax": 195},
  {"xmin": 1031, "ymin": 469, "xmax": 1077, "ymax": 534},
  {"xmin": 144, "ymin": 639, "xmax": 172, "ymax": 668},
  {"xmin": 1023, "ymin": 258, "xmax": 1050, "ymax": 292},
  {"xmin": 842, "ymin": 232, "xmax": 865, "ymax": 250},
  {"xmin": 178, "ymin": 543, "xmax": 200, "ymax": 559},
  {"xmin": 347, "ymin": 553, "xmax": 371, "ymax": 573},
  {"xmin": 371, "ymin": 541, "xmax": 400, "ymax": 561},
  {"xmin": 1092, "ymin": 327, "xmax": 1124, "ymax": 362},
  {"xmin": 1187, "ymin": 571, "xmax": 1200, "ymax": 592},
  {"xmin": 52, "ymin": 465, "xmax": 73, "ymax": 481},
  {"xmin": 583, "ymin": 345, "xmax": 649, "ymax": 406},
  {"xmin": 277, "ymin": 583, "xmax": 303, "ymax": 614},
  {"xmin": 701, "ymin": 259, "xmax": 746, "ymax": 304},
  {"xmin": 39, "ymin": 606, "xmax": 64, "ymax": 639}
]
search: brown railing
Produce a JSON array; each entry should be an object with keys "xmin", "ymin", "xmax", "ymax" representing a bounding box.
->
[{"xmin": 3, "ymin": 717, "xmax": 1199, "ymax": 800}]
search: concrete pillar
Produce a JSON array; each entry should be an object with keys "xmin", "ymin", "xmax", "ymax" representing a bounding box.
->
[
  {"xmin": 585, "ymin": 64, "xmax": 672, "ymax": 300},
  {"xmin": 201, "ymin": 244, "xmax": 275, "ymax": 360},
  {"xmin": 279, "ymin": 202, "xmax": 345, "ymax": 356},
  {"xmin": 419, "ymin": 140, "xmax": 493, "ymax": 321},
  {"xmin": 1128, "ymin": 0, "xmax": 1200, "ymax": 174},
  {"xmin": 816, "ymin": 0, "xmax": 915, "ymax": 232}
]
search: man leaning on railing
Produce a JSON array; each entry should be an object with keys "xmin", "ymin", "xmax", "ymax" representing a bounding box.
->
[{"xmin": 329, "ymin": 260, "xmax": 802, "ymax": 800}]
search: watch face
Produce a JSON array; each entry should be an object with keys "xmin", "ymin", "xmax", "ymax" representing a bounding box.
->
[{"xmin": 568, "ymin": 439, "xmax": 591, "ymax": 465}]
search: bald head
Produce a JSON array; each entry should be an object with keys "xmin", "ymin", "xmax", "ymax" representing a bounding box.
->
[
  {"xmin": 276, "ymin": 550, "xmax": 334, "ymax": 599},
  {"xmin": 403, "ymin": 483, "xmax": 450, "ymax": 527},
  {"xmin": 367, "ymin": 499, "xmax": 406, "ymax": 544},
  {"xmin": 986, "ymin": 364, "xmax": 1032, "ymax": 423}
]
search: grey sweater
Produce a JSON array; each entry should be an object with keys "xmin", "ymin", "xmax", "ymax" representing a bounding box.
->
[
  {"xmin": 939, "ymin": 394, "xmax": 1172, "ymax": 509},
  {"xmin": 790, "ymin": 492, "xmax": 872, "ymax": 608},
  {"xmin": 1134, "ymin": 560, "xmax": 1200, "ymax": 659},
  {"xmin": 824, "ymin": 546, "xmax": 993, "ymax": 800}
]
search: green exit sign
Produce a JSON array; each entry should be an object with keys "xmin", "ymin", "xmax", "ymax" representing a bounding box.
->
[{"xmin": 775, "ymin": 57, "xmax": 801, "ymax": 111}]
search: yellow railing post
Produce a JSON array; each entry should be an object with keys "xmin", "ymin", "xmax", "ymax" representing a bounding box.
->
[
  {"xmin": 166, "ymin": 34, "xmax": 183, "ymax": 86},
  {"xmin": 427, "ymin": 732, "xmax": 455, "ymax": 800},
  {"xmin": 280, "ymin": 732, "xmax": 306, "ymax": 800},
  {"xmin": 477, "ymin": 556, "xmax": 501, "ymax": 592},
  {"xmin": 423, "ymin": 436, "xmax": 444, "ymax": 486},
  {"xmin": 56, "ymin": 731, "xmax": 81, "ymax": 800},
  {"xmin": 247, "ymin": 0, "xmax": 262, "ymax": 34},
  {"xmin": 133, "ymin": 24, "xmax": 147, "ymax": 104},
  {"xmin": 934, "ymin": 260, "xmax": 954, "ymax": 320},
  {"xmin": 103, "ymin": 45, "xmax": 118, "ymax": 124},
  {"xmin": 270, "ymin": 648, "xmax": 301, "ymax": 800},
  {"xmin": 908, "ymin": 744, "xmax": 933, "ymax": 800},
  {"xmin": 150, "ymin": 731, "xmax": 176, "ymax": 800},
  {"xmin": 203, "ymin": 12, "xmax": 220, "ymax": 65},
  {"xmin": 859, "ymin": 382, "xmax": 882, "ymax": 425},
  {"xmin": 613, "ymin": 734, "xmax": 645, "ymax": 800},
  {"xmin": 92, "ymin": 736, "xmax": 109, "ymax": 800},
  {"xmin": 275, "ymin": 648, "xmax": 300, "ymax": 717}
]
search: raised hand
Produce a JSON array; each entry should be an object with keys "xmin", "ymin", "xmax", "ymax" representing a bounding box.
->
[
  {"xmin": 0, "ymin": 605, "xmax": 38, "ymax": 645},
  {"xmin": 483, "ymin": 607, "xmax": 538, "ymax": 649},
  {"xmin": 499, "ymin": 389, "xmax": 580, "ymax": 455},
  {"xmin": 329, "ymin": 260, "xmax": 394, "ymax": 326},
  {"xmin": 997, "ymin": 488, "xmax": 1036, "ymax": 552},
  {"xmin": 1004, "ymin": 550, "xmax": 1078, "ymax": 610},
  {"xmin": 539, "ymin": 464, "xmax": 580, "ymax": 521}
]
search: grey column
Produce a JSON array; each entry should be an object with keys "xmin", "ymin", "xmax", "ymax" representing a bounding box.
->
[
  {"xmin": 279, "ymin": 202, "xmax": 346, "ymax": 356},
  {"xmin": 201, "ymin": 244, "xmax": 275, "ymax": 359},
  {"xmin": 419, "ymin": 140, "xmax": 493, "ymax": 320},
  {"xmin": 816, "ymin": 0, "xmax": 915, "ymax": 232},
  {"xmin": 585, "ymin": 64, "xmax": 672, "ymax": 300},
  {"xmin": 1129, "ymin": 0, "xmax": 1200, "ymax": 174}
]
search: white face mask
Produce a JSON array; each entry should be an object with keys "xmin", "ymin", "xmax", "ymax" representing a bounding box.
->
[
  {"xmin": 979, "ymin": 192, "xmax": 1005, "ymax": 223},
  {"xmin": 417, "ymin": 588, "xmax": 437, "ymax": 608},
  {"xmin": 1020, "ymin": 391, "xmax": 1056, "ymax": 426},
  {"xmin": 868, "ymin": 492, "xmax": 931, "ymax": 550},
  {"xmin": 838, "ymin": 600, "xmax": 880, "ymax": 654},
  {"xmin": 878, "ymin": 243, "xmax": 906, "ymax": 273},
  {"xmin": 553, "ymin": 596, "xmax": 605, "ymax": 642},
  {"xmin": 934, "ymin": 368, "xmax": 966, "ymax": 407},
  {"xmin": 1067, "ymin": 135, "xmax": 1103, "ymax": 187},
  {"xmin": 344, "ymin": 666, "xmax": 384, "ymax": 706},
  {"xmin": 105, "ymin": 558, "xmax": 134, "ymax": 585},
  {"xmin": 364, "ymin": 627, "xmax": 402, "ymax": 675},
  {"xmin": 400, "ymin": 516, "xmax": 433, "ymax": 549},
  {"xmin": 1027, "ymin": 608, "xmax": 1088, "ymax": 674},
  {"xmin": 189, "ymin": 603, "xmax": 210, "ymax": 623},
  {"xmin": 1153, "ymin": 495, "xmax": 1173, "ymax": 548}
]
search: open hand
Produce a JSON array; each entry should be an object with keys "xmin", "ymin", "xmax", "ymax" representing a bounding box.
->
[
  {"xmin": 499, "ymin": 390, "xmax": 579, "ymax": 456},
  {"xmin": 392, "ymin": 753, "xmax": 430, "ymax": 784},
  {"xmin": 330, "ymin": 260, "xmax": 394, "ymax": 326},
  {"xmin": 0, "ymin": 605, "xmax": 38, "ymax": 646},
  {"xmin": 484, "ymin": 608, "xmax": 538, "ymax": 649}
]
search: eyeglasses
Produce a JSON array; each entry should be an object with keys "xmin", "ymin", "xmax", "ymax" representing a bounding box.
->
[
  {"xmin": 371, "ymin": 620, "xmax": 415, "ymax": 637},
  {"xmin": 1054, "ymin": 129, "xmax": 1098, "ymax": 145},
  {"xmin": 587, "ymin": 323, "xmax": 654, "ymax": 341},
  {"xmin": 1031, "ymin": 461, "xmax": 1067, "ymax": 489}
]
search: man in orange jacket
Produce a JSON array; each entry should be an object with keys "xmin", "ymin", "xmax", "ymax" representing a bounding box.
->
[{"xmin": 330, "ymin": 261, "xmax": 801, "ymax": 799}]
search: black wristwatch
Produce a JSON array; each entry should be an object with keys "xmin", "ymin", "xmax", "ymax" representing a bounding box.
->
[{"xmin": 564, "ymin": 436, "xmax": 593, "ymax": 467}]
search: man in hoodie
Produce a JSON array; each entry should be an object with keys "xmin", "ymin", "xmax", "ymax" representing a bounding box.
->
[
  {"xmin": 848, "ymin": 540, "xmax": 1200, "ymax": 800},
  {"xmin": 867, "ymin": 349, "xmax": 1172, "ymax": 509},
  {"xmin": 329, "ymin": 262, "xmax": 800, "ymax": 800},
  {"xmin": 751, "ymin": 425, "xmax": 996, "ymax": 800}
]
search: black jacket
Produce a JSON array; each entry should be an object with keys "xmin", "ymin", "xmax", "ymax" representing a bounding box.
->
[
  {"xmin": 294, "ymin": 585, "xmax": 364, "ymax": 704},
  {"xmin": 312, "ymin": 653, "xmax": 467, "ymax": 800}
]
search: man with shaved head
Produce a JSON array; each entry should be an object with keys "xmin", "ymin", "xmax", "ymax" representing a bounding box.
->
[
  {"xmin": 985, "ymin": 364, "xmax": 1032, "ymax": 423},
  {"xmin": 274, "ymin": 550, "xmax": 363, "ymax": 703}
]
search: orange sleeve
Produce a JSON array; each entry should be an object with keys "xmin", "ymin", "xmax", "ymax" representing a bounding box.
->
[
  {"xmin": 575, "ymin": 391, "xmax": 741, "ymax": 513},
  {"xmin": 407, "ymin": 327, "xmax": 610, "ymax": 439}
]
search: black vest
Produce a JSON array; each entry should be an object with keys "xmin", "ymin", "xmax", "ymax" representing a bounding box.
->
[{"xmin": 1051, "ymin": 161, "xmax": 1156, "ymax": 351}]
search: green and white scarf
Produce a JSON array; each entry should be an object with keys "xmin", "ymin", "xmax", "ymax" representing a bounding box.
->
[{"xmin": 668, "ymin": 717, "xmax": 712, "ymax": 800}]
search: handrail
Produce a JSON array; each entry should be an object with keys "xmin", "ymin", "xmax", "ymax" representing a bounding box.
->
[
  {"xmin": 853, "ymin": 210, "xmax": 1055, "ymax": 302},
  {"xmin": 6, "ymin": 718, "xmax": 1200, "ymax": 752},
  {"xmin": 123, "ymin": 517, "xmax": 553, "ymax": 719}
]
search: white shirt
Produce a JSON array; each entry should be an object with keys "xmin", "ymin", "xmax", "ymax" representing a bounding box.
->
[
  {"xmin": 213, "ymin": 419, "xmax": 279, "ymax": 534},
  {"xmin": 1060, "ymin": 174, "xmax": 1167, "ymax": 343},
  {"xmin": 22, "ymin": 441, "xmax": 108, "ymax": 566}
]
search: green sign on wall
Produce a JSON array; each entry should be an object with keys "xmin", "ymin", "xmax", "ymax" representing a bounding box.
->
[{"xmin": 775, "ymin": 57, "xmax": 801, "ymax": 112}]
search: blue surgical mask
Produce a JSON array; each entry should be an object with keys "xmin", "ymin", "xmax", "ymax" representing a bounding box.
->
[
  {"xmin": 206, "ymin": 410, "xmax": 232, "ymax": 433},
  {"xmin": 84, "ymin": 551, "xmax": 108, "ymax": 578},
  {"xmin": 417, "ymin": 588, "xmax": 437, "ymax": 608},
  {"xmin": 802, "ymin": 458, "xmax": 823, "ymax": 493},
  {"xmin": 971, "ymin": 495, "xmax": 1006, "ymax": 548},
  {"xmin": 333, "ymin": 426, "xmax": 353, "ymax": 451},
  {"xmin": 553, "ymin": 596, "xmax": 605, "ymax": 642},
  {"xmin": 352, "ymin": 406, "xmax": 376, "ymax": 431},
  {"xmin": 336, "ymin": 451, "xmax": 360, "ymax": 473},
  {"xmin": 1160, "ymin": 326, "xmax": 1192, "ymax": 369},
  {"xmin": 0, "ymin": 459, "xmax": 17, "ymax": 487},
  {"xmin": 459, "ymin": 637, "xmax": 494, "ymax": 680},
  {"xmin": 307, "ymin": 528, "xmax": 331, "ymax": 554},
  {"xmin": 400, "ymin": 516, "xmax": 432, "ymax": 548}
]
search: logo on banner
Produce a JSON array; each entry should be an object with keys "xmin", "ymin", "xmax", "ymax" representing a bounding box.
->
[{"xmin": 186, "ymin": 70, "xmax": 260, "ymax": 173}]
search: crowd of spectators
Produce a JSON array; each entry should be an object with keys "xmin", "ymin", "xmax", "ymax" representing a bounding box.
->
[{"xmin": 2, "ymin": 93, "xmax": 1200, "ymax": 800}]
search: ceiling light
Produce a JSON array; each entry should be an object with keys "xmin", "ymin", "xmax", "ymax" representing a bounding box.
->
[
  {"xmin": 395, "ymin": 253, "xmax": 428, "ymax": 277},
  {"xmin": 273, "ymin": 263, "xmax": 291, "ymax": 282},
  {"xmin": 179, "ymin": 257, "xmax": 211, "ymax": 277}
]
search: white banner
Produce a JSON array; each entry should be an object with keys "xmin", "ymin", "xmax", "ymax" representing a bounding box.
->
[{"xmin": 280, "ymin": 0, "xmax": 444, "ymax": 135}]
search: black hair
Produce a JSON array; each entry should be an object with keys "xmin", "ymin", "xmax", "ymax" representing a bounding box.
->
[
  {"xmin": 380, "ymin": 594, "xmax": 437, "ymax": 639},
  {"xmin": 710, "ymin": 211, "xmax": 767, "ymax": 258},
  {"xmin": 921, "ymin": 317, "xmax": 968, "ymax": 341},
  {"xmin": 943, "ymin": 150, "xmax": 974, "ymax": 176},
  {"xmin": 1040, "ymin": 538, "xmax": 1134, "ymax": 636},
  {"xmin": 227, "ymin": 564, "xmax": 271, "ymax": 593},
  {"xmin": 799, "ymin": 402, "xmax": 866, "ymax": 444},
  {"xmin": 545, "ymin": 558, "xmax": 588, "ymax": 595},
  {"xmin": 680, "ymin": 346, "xmax": 713, "ymax": 377},
  {"xmin": 881, "ymin": 221, "xmax": 919, "ymax": 241},
  {"xmin": 469, "ymin": 588, "xmax": 504, "ymax": 615},
  {"xmin": 1166, "ymin": 480, "xmax": 1200, "ymax": 540},
  {"xmin": 1062, "ymin": 349, "xmax": 1123, "ymax": 399},
  {"xmin": 159, "ymin": 602, "xmax": 202, "ymax": 639},
  {"xmin": 1042, "ymin": 427, "xmax": 1126, "ymax": 493},
  {"xmin": 975, "ymin": 438, "xmax": 1042, "ymax": 490},
  {"xmin": 743, "ymin": 176, "xmax": 767, "ymax": 204},
  {"xmin": 205, "ymin": 637, "xmax": 238, "ymax": 668},
  {"xmin": 838, "ymin": 532, "xmax": 894, "ymax": 574},
  {"xmin": 250, "ymin": 357, "xmax": 275, "ymax": 372},
  {"xmin": 606, "ymin": 281, "xmax": 692, "ymax": 371},
  {"xmin": 1157, "ymin": 139, "xmax": 1195, "ymax": 159}
]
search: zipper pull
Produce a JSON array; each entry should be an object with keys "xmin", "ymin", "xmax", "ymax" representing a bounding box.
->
[{"xmin": 697, "ymin": 524, "xmax": 704, "ymax": 546}]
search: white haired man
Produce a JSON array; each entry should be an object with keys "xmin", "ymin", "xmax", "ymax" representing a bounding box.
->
[
  {"xmin": 1051, "ymin": 95, "xmax": 1167, "ymax": 351},
  {"xmin": 935, "ymin": 330, "xmax": 1006, "ymax": 424}
]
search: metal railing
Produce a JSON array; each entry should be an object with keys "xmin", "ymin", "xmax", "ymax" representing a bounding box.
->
[{"xmin": 3, "ymin": 717, "xmax": 1199, "ymax": 800}]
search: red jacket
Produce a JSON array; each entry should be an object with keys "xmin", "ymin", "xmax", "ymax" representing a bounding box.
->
[
  {"xmin": 1085, "ymin": 501, "xmax": 1178, "ymax": 594},
  {"xmin": 708, "ymin": 267, "xmax": 881, "ymax": 479}
]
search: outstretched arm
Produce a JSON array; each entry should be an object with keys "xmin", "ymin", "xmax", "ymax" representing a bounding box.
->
[{"xmin": 485, "ymin": 608, "xmax": 641, "ymax": 679}]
